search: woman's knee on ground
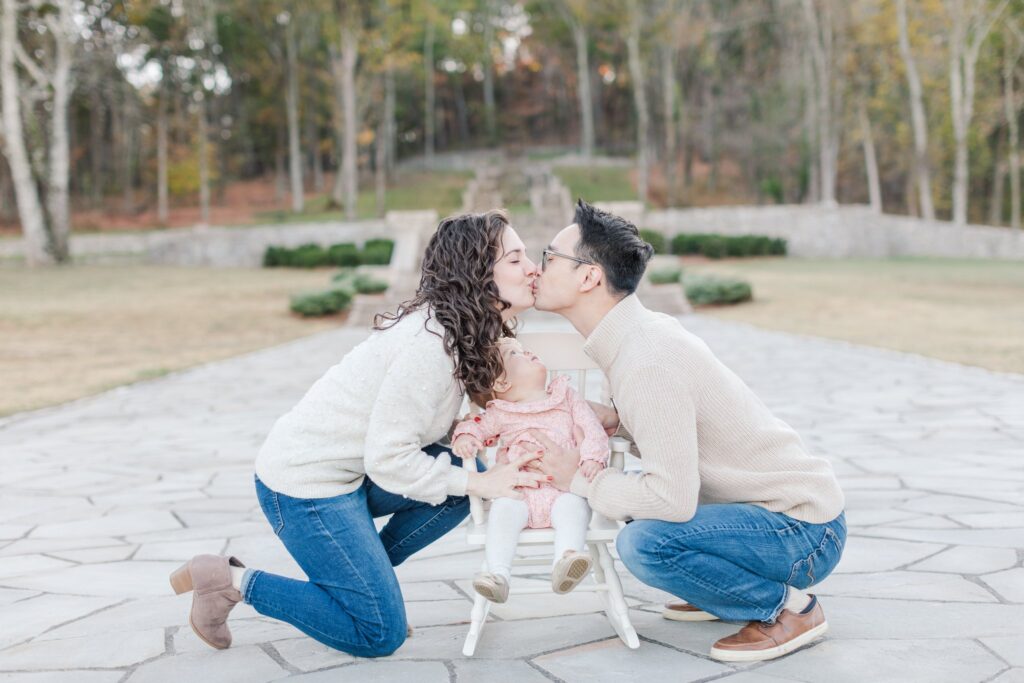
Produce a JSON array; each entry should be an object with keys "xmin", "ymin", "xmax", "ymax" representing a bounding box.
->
[{"xmin": 347, "ymin": 608, "xmax": 407, "ymax": 658}]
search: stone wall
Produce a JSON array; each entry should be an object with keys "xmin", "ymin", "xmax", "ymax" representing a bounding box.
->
[
  {"xmin": 0, "ymin": 220, "xmax": 388, "ymax": 267},
  {"xmin": 641, "ymin": 204, "xmax": 1024, "ymax": 260}
]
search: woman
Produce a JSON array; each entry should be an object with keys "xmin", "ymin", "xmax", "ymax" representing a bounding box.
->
[{"xmin": 168, "ymin": 210, "xmax": 547, "ymax": 657}]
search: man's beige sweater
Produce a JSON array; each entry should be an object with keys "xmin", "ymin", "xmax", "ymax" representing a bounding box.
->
[{"xmin": 570, "ymin": 294, "xmax": 844, "ymax": 524}]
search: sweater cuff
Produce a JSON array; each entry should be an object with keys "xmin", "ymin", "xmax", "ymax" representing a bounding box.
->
[
  {"xmin": 569, "ymin": 471, "xmax": 591, "ymax": 498},
  {"xmin": 445, "ymin": 465, "xmax": 469, "ymax": 497}
]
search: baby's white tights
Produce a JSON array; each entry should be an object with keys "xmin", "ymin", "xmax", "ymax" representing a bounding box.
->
[{"xmin": 485, "ymin": 494, "xmax": 592, "ymax": 580}]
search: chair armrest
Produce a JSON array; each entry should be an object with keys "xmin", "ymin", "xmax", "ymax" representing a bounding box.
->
[
  {"xmin": 609, "ymin": 436, "xmax": 629, "ymax": 471},
  {"xmin": 464, "ymin": 452, "xmax": 486, "ymax": 526}
]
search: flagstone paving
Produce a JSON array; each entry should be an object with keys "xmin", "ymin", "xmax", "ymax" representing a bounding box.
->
[{"xmin": 1, "ymin": 311, "xmax": 1022, "ymax": 682}]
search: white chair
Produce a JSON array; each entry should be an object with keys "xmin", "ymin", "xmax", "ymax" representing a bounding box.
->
[{"xmin": 461, "ymin": 331, "xmax": 640, "ymax": 656}]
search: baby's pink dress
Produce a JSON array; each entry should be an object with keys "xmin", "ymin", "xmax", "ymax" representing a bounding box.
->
[{"xmin": 453, "ymin": 375, "xmax": 609, "ymax": 528}]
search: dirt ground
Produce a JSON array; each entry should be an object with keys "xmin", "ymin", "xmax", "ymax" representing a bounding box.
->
[
  {"xmin": 682, "ymin": 256, "xmax": 1024, "ymax": 375},
  {"xmin": 0, "ymin": 265, "xmax": 349, "ymax": 416}
]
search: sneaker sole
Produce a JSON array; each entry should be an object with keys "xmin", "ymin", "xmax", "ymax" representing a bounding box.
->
[
  {"xmin": 472, "ymin": 578, "xmax": 508, "ymax": 604},
  {"xmin": 662, "ymin": 607, "xmax": 719, "ymax": 622},
  {"xmin": 553, "ymin": 556, "xmax": 592, "ymax": 594},
  {"xmin": 709, "ymin": 621, "xmax": 828, "ymax": 662}
]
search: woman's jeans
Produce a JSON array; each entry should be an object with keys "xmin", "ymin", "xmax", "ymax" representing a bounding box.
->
[
  {"xmin": 244, "ymin": 444, "xmax": 478, "ymax": 657},
  {"xmin": 616, "ymin": 504, "xmax": 846, "ymax": 623}
]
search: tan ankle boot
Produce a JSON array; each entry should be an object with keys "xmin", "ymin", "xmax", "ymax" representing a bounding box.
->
[{"xmin": 170, "ymin": 555, "xmax": 245, "ymax": 650}]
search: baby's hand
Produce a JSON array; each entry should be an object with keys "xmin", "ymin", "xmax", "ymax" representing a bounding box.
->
[
  {"xmin": 580, "ymin": 460, "xmax": 605, "ymax": 482},
  {"xmin": 452, "ymin": 434, "xmax": 483, "ymax": 459}
]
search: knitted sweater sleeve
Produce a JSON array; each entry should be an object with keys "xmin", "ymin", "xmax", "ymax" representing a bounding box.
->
[
  {"xmin": 363, "ymin": 334, "xmax": 468, "ymax": 504},
  {"xmin": 568, "ymin": 387, "xmax": 610, "ymax": 464},
  {"xmin": 571, "ymin": 364, "xmax": 700, "ymax": 522}
]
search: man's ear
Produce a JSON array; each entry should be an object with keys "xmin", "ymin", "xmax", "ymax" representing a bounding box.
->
[{"xmin": 578, "ymin": 265, "xmax": 604, "ymax": 293}]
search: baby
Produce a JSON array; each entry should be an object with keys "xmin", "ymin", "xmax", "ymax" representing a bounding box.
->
[{"xmin": 452, "ymin": 338, "xmax": 608, "ymax": 603}]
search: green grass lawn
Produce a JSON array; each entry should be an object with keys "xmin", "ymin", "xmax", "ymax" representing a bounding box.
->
[
  {"xmin": 554, "ymin": 165, "xmax": 638, "ymax": 203},
  {"xmin": 254, "ymin": 170, "xmax": 472, "ymax": 224},
  {"xmin": 677, "ymin": 257, "xmax": 1024, "ymax": 375}
]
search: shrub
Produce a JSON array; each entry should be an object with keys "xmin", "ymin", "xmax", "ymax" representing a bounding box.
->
[
  {"xmin": 352, "ymin": 274, "xmax": 389, "ymax": 294},
  {"xmin": 288, "ymin": 243, "xmax": 330, "ymax": 268},
  {"xmin": 639, "ymin": 229, "xmax": 667, "ymax": 255},
  {"xmin": 700, "ymin": 236, "xmax": 727, "ymax": 260},
  {"xmin": 263, "ymin": 246, "xmax": 288, "ymax": 267},
  {"xmin": 670, "ymin": 233, "xmax": 705, "ymax": 255},
  {"xmin": 769, "ymin": 237, "xmax": 788, "ymax": 255},
  {"xmin": 684, "ymin": 275, "xmax": 753, "ymax": 306},
  {"xmin": 328, "ymin": 243, "xmax": 360, "ymax": 267},
  {"xmin": 647, "ymin": 266, "xmax": 682, "ymax": 285},
  {"xmin": 289, "ymin": 286, "xmax": 354, "ymax": 317},
  {"xmin": 360, "ymin": 238, "xmax": 394, "ymax": 265}
]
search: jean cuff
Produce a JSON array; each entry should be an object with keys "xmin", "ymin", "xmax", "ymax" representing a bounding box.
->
[
  {"xmin": 765, "ymin": 584, "xmax": 790, "ymax": 624},
  {"xmin": 241, "ymin": 568, "xmax": 260, "ymax": 604}
]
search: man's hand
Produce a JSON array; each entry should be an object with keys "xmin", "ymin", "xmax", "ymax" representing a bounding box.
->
[
  {"xmin": 579, "ymin": 460, "xmax": 605, "ymax": 482},
  {"xmin": 586, "ymin": 400, "xmax": 620, "ymax": 436},
  {"xmin": 452, "ymin": 434, "xmax": 482, "ymax": 459},
  {"xmin": 525, "ymin": 431, "xmax": 581, "ymax": 492}
]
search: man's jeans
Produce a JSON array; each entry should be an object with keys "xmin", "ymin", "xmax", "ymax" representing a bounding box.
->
[
  {"xmin": 616, "ymin": 503, "xmax": 846, "ymax": 623},
  {"xmin": 243, "ymin": 444, "xmax": 478, "ymax": 657}
]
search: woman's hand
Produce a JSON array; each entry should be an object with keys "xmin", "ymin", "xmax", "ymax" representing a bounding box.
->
[
  {"xmin": 586, "ymin": 400, "xmax": 620, "ymax": 436},
  {"xmin": 465, "ymin": 450, "xmax": 550, "ymax": 500}
]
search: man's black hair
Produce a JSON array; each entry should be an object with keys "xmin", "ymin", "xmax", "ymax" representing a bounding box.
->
[{"xmin": 573, "ymin": 199, "xmax": 654, "ymax": 297}]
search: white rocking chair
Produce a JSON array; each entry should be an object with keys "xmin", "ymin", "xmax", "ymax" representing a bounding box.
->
[{"xmin": 461, "ymin": 331, "xmax": 640, "ymax": 656}]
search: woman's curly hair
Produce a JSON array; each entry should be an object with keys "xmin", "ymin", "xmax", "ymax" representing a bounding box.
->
[{"xmin": 373, "ymin": 210, "xmax": 515, "ymax": 401}]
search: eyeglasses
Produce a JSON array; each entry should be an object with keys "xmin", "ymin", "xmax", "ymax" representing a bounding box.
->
[{"xmin": 541, "ymin": 248, "xmax": 594, "ymax": 272}]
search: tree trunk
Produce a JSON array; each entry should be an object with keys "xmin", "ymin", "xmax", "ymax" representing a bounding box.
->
[
  {"xmin": 1, "ymin": 0, "xmax": 52, "ymax": 265},
  {"xmin": 801, "ymin": 0, "xmax": 837, "ymax": 206},
  {"xmin": 89, "ymin": 86, "xmax": 104, "ymax": 207},
  {"xmin": 897, "ymin": 0, "xmax": 937, "ymax": 219},
  {"xmin": 802, "ymin": 48, "xmax": 819, "ymax": 203},
  {"xmin": 285, "ymin": 17, "xmax": 304, "ymax": 213},
  {"xmin": 626, "ymin": 0, "xmax": 649, "ymax": 204},
  {"xmin": 275, "ymin": 127, "xmax": 287, "ymax": 202},
  {"xmin": 341, "ymin": 23, "xmax": 358, "ymax": 220},
  {"xmin": 119, "ymin": 87, "xmax": 137, "ymax": 213},
  {"xmin": 1005, "ymin": 36, "xmax": 1022, "ymax": 230},
  {"xmin": 857, "ymin": 98, "xmax": 882, "ymax": 213},
  {"xmin": 424, "ymin": 20, "xmax": 436, "ymax": 165},
  {"xmin": 661, "ymin": 44, "xmax": 677, "ymax": 207},
  {"xmin": 375, "ymin": 102, "xmax": 386, "ymax": 217},
  {"xmin": 157, "ymin": 84, "xmax": 169, "ymax": 225},
  {"xmin": 46, "ymin": 6, "xmax": 73, "ymax": 260},
  {"xmin": 571, "ymin": 22, "xmax": 595, "ymax": 158},
  {"xmin": 197, "ymin": 96, "xmax": 210, "ymax": 226},
  {"xmin": 482, "ymin": 0, "xmax": 497, "ymax": 146}
]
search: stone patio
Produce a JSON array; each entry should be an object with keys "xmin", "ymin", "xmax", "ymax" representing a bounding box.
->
[{"xmin": 1, "ymin": 311, "xmax": 1022, "ymax": 682}]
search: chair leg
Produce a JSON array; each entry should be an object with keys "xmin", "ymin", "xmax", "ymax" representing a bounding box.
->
[
  {"xmin": 463, "ymin": 561, "xmax": 491, "ymax": 656},
  {"xmin": 594, "ymin": 541, "xmax": 640, "ymax": 649}
]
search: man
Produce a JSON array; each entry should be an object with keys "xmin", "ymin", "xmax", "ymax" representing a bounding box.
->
[{"xmin": 529, "ymin": 199, "xmax": 846, "ymax": 662}]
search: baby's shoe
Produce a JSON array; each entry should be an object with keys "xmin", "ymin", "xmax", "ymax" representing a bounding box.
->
[
  {"xmin": 552, "ymin": 550, "xmax": 592, "ymax": 594},
  {"xmin": 472, "ymin": 572, "xmax": 510, "ymax": 603}
]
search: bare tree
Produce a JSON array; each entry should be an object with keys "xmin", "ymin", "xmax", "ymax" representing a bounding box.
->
[
  {"xmin": 896, "ymin": 0, "xmax": 934, "ymax": 219},
  {"xmin": 946, "ymin": 0, "xmax": 1009, "ymax": 226},
  {"xmin": 329, "ymin": 0, "xmax": 359, "ymax": 220},
  {"xmin": 857, "ymin": 98, "xmax": 882, "ymax": 213},
  {"xmin": 281, "ymin": 10, "xmax": 304, "ymax": 213},
  {"xmin": 801, "ymin": 0, "xmax": 842, "ymax": 207},
  {"xmin": 424, "ymin": 19, "xmax": 436, "ymax": 166},
  {"xmin": 482, "ymin": 0, "xmax": 497, "ymax": 146},
  {"xmin": 626, "ymin": 0, "xmax": 649, "ymax": 203},
  {"xmin": 554, "ymin": 0, "xmax": 595, "ymax": 158},
  {"xmin": 1003, "ymin": 22, "xmax": 1023, "ymax": 229},
  {"xmin": 0, "ymin": 0, "xmax": 76, "ymax": 265}
]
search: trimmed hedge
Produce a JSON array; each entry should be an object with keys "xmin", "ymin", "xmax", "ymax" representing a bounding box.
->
[
  {"xmin": 265, "ymin": 239, "xmax": 396, "ymax": 268},
  {"xmin": 639, "ymin": 229, "xmax": 667, "ymax": 255},
  {"xmin": 332, "ymin": 270, "xmax": 389, "ymax": 295},
  {"xmin": 684, "ymin": 274, "xmax": 753, "ymax": 306},
  {"xmin": 669, "ymin": 233, "xmax": 786, "ymax": 259},
  {"xmin": 289, "ymin": 286, "xmax": 354, "ymax": 317},
  {"xmin": 647, "ymin": 266, "xmax": 683, "ymax": 285}
]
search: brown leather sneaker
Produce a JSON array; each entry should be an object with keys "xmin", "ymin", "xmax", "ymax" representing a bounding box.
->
[
  {"xmin": 709, "ymin": 595, "xmax": 828, "ymax": 662},
  {"xmin": 169, "ymin": 555, "xmax": 245, "ymax": 650},
  {"xmin": 662, "ymin": 600, "xmax": 719, "ymax": 622}
]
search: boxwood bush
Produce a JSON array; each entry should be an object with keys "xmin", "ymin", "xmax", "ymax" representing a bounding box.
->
[
  {"xmin": 289, "ymin": 286, "xmax": 354, "ymax": 317},
  {"xmin": 327, "ymin": 243, "xmax": 360, "ymax": 267},
  {"xmin": 362, "ymin": 238, "xmax": 395, "ymax": 264},
  {"xmin": 647, "ymin": 266, "xmax": 683, "ymax": 285},
  {"xmin": 639, "ymin": 229, "xmax": 667, "ymax": 255},
  {"xmin": 684, "ymin": 274, "xmax": 753, "ymax": 306},
  {"xmin": 265, "ymin": 238, "xmax": 396, "ymax": 269},
  {"xmin": 669, "ymin": 233, "xmax": 787, "ymax": 259}
]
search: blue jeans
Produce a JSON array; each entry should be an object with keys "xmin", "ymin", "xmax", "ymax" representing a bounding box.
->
[
  {"xmin": 616, "ymin": 504, "xmax": 846, "ymax": 623},
  {"xmin": 243, "ymin": 444, "xmax": 480, "ymax": 657}
]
